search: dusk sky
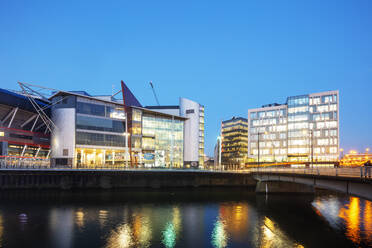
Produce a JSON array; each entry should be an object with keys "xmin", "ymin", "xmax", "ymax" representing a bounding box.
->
[{"xmin": 1, "ymin": 0, "xmax": 371, "ymax": 156}]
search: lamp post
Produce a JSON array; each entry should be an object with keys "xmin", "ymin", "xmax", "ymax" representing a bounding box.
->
[{"xmin": 340, "ymin": 148, "xmax": 344, "ymax": 161}]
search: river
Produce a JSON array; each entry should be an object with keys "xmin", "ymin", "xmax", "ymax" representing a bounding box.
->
[{"xmin": 0, "ymin": 189, "xmax": 370, "ymax": 247}]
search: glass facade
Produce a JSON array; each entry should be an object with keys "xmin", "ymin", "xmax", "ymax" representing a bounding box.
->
[
  {"xmin": 75, "ymin": 97, "xmax": 129, "ymax": 167},
  {"xmin": 248, "ymin": 91, "xmax": 339, "ymax": 163},
  {"xmin": 221, "ymin": 117, "xmax": 248, "ymax": 166},
  {"xmin": 142, "ymin": 114, "xmax": 184, "ymax": 168}
]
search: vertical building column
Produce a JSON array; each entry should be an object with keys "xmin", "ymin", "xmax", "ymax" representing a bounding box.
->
[{"xmin": 103, "ymin": 150, "xmax": 106, "ymax": 166}]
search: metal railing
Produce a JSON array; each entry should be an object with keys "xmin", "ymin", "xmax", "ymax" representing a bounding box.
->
[
  {"xmin": 0, "ymin": 157, "xmax": 50, "ymax": 169},
  {"xmin": 248, "ymin": 166, "xmax": 372, "ymax": 180}
]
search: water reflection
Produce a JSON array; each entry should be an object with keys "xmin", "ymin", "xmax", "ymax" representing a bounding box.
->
[
  {"xmin": 312, "ymin": 195, "xmax": 372, "ymax": 246},
  {"xmin": 0, "ymin": 191, "xmax": 370, "ymax": 247},
  {"xmin": 106, "ymin": 224, "xmax": 134, "ymax": 248},
  {"xmin": 211, "ymin": 218, "xmax": 228, "ymax": 248},
  {"xmin": 260, "ymin": 217, "xmax": 302, "ymax": 248},
  {"xmin": 99, "ymin": 210, "xmax": 109, "ymax": 227},
  {"xmin": 75, "ymin": 209, "xmax": 84, "ymax": 229}
]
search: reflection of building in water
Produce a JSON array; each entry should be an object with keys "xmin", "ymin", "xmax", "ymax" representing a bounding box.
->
[
  {"xmin": 75, "ymin": 209, "xmax": 84, "ymax": 229},
  {"xmin": 364, "ymin": 201, "xmax": 372, "ymax": 243},
  {"xmin": 312, "ymin": 196, "xmax": 372, "ymax": 246},
  {"xmin": 162, "ymin": 207, "xmax": 182, "ymax": 248},
  {"xmin": 132, "ymin": 213, "xmax": 152, "ymax": 248},
  {"xmin": 339, "ymin": 197, "xmax": 361, "ymax": 244},
  {"xmin": 259, "ymin": 217, "xmax": 302, "ymax": 248},
  {"xmin": 49, "ymin": 208, "xmax": 74, "ymax": 248},
  {"xmin": 105, "ymin": 206, "xmax": 154, "ymax": 248},
  {"xmin": 183, "ymin": 205, "xmax": 206, "ymax": 247},
  {"xmin": 99, "ymin": 210, "xmax": 109, "ymax": 227},
  {"xmin": 162, "ymin": 222, "xmax": 176, "ymax": 248},
  {"xmin": 211, "ymin": 218, "xmax": 228, "ymax": 248},
  {"xmin": 219, "ymin": 203, "xmax": 250, "ymax": 242},
  {"xmin": 106, "ymin": 224, "xmax": 134, "ymax": 248}
]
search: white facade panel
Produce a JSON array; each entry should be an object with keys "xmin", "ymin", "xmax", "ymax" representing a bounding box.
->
[
  {"xmin": 51, "ymin": 108, "xmax": 76, "ymax": 165},
  {"xmin": 180, "ymin": 98, "xmax": 201, "ymax": 165}
]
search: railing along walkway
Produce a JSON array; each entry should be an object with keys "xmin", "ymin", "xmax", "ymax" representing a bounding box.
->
[{"xmin": 249, "ymin": 167, "xmax": 372, "ymax": 180}]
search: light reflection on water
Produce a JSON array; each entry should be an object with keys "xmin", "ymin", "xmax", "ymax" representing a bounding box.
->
[
  {"xmin": 312, "ymin": 195, "xmax": 372, "ymax": 246},
  {"xmin": 0, "ymin": 191, "xmax": 370, "ymax": 247}
]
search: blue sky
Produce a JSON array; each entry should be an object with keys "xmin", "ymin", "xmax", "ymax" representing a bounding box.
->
[{"xmin": 1, "ymin": 0, "xmax": 371, "ymax": 156}]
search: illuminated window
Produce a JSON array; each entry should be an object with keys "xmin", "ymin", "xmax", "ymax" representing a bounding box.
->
[{"xmin": 0, "ymin": 132, "xmax": 4, "ymax": 137}]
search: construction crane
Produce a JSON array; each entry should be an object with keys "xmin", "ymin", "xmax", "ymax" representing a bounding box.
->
[{"xmin": 149, "ymin": 81, "xmax": 160, "ymax": 106}]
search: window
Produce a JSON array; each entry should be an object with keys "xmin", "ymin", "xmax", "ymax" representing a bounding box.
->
[
  {"xmin": 76, "ymin": 115, "xmax": 125, "ymax": 133},
  {"xmin": 77, "ymin": 102, "xmax": 105, "ymax": 116},
  {"xmin": 76, "ymin": 132, "xmax": 126, "ymax": 147},
  {"xmin": 186, "ymin": 109, "xmax": 194, "ymax": 114}
]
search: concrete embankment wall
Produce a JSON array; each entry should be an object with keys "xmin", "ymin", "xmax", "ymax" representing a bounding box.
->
[{"xmin": 0, "ymin": 170, "xmax": 257, "ymax": 189}]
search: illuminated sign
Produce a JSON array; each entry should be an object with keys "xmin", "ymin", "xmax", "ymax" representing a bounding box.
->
[
  {"xmin": 144, "ymin": 153, "xmax": 155, "ymax": 160},
  {"xmin": 110, "ymin": 111, "xmax": 125, "ymax": 120}
]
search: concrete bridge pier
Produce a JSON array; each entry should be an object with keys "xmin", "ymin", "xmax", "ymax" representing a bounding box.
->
[{"xmin": 256, "ymin": 181, "xmax": 314, "ymax": 194}]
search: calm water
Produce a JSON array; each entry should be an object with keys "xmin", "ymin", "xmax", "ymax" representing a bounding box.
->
[{"xmin": 0, "ymin": 189, "xmax": 370, "ymax": 248}]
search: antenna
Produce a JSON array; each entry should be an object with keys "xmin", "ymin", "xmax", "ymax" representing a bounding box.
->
[{"xmin": 149, "ymin": 81, "xmax": 160, "ymax": 106}]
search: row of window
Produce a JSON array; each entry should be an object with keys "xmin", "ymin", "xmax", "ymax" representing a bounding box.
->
[
  {"xmin": 76, "ymin": 115, "xmax": 126, "ymax": 133},
  {"xmin": 250, "ymin": 109, "xmax": 286, "ymax": 119},
  {"xmin": 311, "ymin": 112, "xmax": 337, "ymax": 121},
  {"xmin": 77, "ymin": 102, "xmax": 125, "ymax": 119},
  {"xmin": 310, "ymin": 94, "xmax": 337, "ymax": 105},
  {"xmin": 76, "ymin": 132, "xmax": 126, "ymax": 147}
]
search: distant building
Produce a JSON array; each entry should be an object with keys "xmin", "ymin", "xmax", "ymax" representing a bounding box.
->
[
  {"xmin": 341, "ymin": 150, "xmax": 372, "ymax": 165},
  {"xmin": 146, "ymin": 97, "xmax": 205, "ymax": 168},
  {"xmin": 221, "ymin": 117, "xmax": 248, "ymax": 166},
  {"xmin": 248, "ymin": 91, "xmax": 339, "ymax": 162}
]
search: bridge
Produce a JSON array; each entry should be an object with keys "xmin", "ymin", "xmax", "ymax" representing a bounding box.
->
[{"xmin": 250, "ymin": 167, "xmax": 372, "ymax": 200}]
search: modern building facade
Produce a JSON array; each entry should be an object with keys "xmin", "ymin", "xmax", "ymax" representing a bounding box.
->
[
  {"xmin": 221, "ymin": 117, "xmax": 248, "ymax": 166},
  {"xmin": 50, "ymin": 86, "xmax": 186, "ymax": 168},
  {"xmin": 146, "ymin": 97, "xmax": 205, "ymax": 168},
  {"xmin": 248, "ymin": 90, "xmax": 339, "ymax": 163}
]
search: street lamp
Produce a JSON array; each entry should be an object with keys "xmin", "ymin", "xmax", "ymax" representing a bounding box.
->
[
  {"xmin": 366, "ymin": 148, "xmax": 370, "ymax": 154},
  {"xmin": 340, "ymin": 148, "xmax": 344, "ymax": 161}
]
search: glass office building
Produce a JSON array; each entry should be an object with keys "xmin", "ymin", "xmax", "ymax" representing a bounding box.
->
[
  {"xmin": 248, "ymin": 90, "xmax": 339, "ymax": 163},
  {"xmin": 221, "ymin": 117, "xmax": 248, "ymax": 166}
]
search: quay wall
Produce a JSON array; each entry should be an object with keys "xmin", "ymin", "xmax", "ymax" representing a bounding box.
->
[{"xmin": 0, "ymin": 170, "xmax": 257, "ymax": 190}]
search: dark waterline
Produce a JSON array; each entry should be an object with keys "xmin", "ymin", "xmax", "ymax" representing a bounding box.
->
[{"xmin": 0, "ymin": 188, "xmax": 370, "ymax": 248}]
